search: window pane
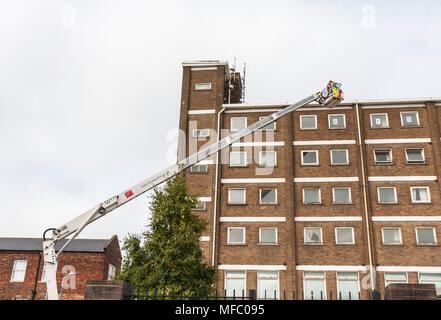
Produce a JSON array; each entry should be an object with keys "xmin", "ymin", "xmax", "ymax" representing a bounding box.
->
[
  {"xmin": 336, "ymin": 228, "xmax": 354, "ymax": 244},
  {"xmin": 260, "ymin": 189, "xmax": 276, "ymax": 203},
  {"xmin": 226, "ymin": 277, "xmax": 245, "ymax": 297},
  {"xmin": 231, "ymin": 118, "xmax": 246, "ymax": 131},
  {"xmin": 260, "ymin": 152, "xmax": 276, "ymax": 166},
  {"xmin": 259, "ymin": 117, "xmax": 275, "ymax": 130},
  {"xmin": 195, "ymin": 83, "xmax": 211, "ymax": 90},
  {"xmin": 337, "ymin": 280, "xmax": 359, "ymax": 300},
  {"xmin": 331, "ymin": 150, "xmax": 348, "ymax": 164},
  {"xmin": 258, "ymin": 278, "xmax": 279, "ymax": 299},
  {"xmin": 329, "ymin": 115, "xmax": 345, "ymax": 128},
  {"xmin": 302, "ymin": 151, "xmax": 318, "ymax": 164},
  {"xmin": 305, "ymin": 228, "xmax": 322, "ymax": 244},
  {"xmin": 260, "ymin": 229, "xmax": 277, "ymax": 244},
  {"xmin": 11, "ymin": 260, "xmax": 27, "ymax": 281},
  {"xmin": 301, "ymin": 116, "xmax": 316, "ymax": 129},
  {"xmin": 406, "ymin": 149, "xmax": 424, "ymax": 162},
  {"xmin": 402, "ymin": 112, "xmax": 419, "ymax": 126},
  {"xmin": 375, "ymin": 150, "xmax": 391, "ymax": 162},
  {"xmin": 230, "ymin": 152, "xmax": 246, "ymax": 166},
  {"xmin": 417, "ymin": 229, "xmax": 436, "ymax": 244},
  {"xmin": 385, "ymin": 272, "xmax": 407, "ymax": 287},
  {"xmin": 304, "ymin": 189, "xmax": 320, "ymax": 204},
  {"xmin": 383, "ymin": 229, "xmax": 401, "ymax": 244},
  {"xmin": 304, "ymin": 279, "xmax": 325, "ymax": 300},
  {"xmin": 334, "ymin": 188, "xmax": 351, "ymax": 203},
  {"xmin": 371, "ymin": 114, "xmax": 388, "ymax": 128},
  {"xmin": 412, "ymin": 188, "xmax": 429, "ymax": 202},
  {"xmin": 191, "ymin": 165, "xmax": 207, "ymax": 173},
  {"xmin": 419, "ymin": 274, "xmax": 441, "ymax": 290},
  {"xmin": 379, "ymin": 188, "xmax": 396, "ymax": 203},
  {"xmin": 229, "ymin": 189, "xmax": 245, "ymax": 203},
  {"xmin": 228, "ymin": 228, "xmax": 244, "ymax": 243}
]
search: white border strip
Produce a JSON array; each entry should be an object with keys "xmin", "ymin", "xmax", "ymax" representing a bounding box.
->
[
  {"xmin": 361, "ymin": 104, "xmax": 425, "ymax": 109},
  {"xmin": 293, "ymin": 140, "xmax": 356, "ymax": 146},
  {"xmin": 220, "ymin": 217, "xmax": 286, "ymax": 222},
  {"xmin": 200, "ymin": 236, "xmax": 211, "ymax": 242},
  {"xmin": 198, "ymin": 160, "xmax": 214, "ymax": 165},
  {"xmin": 296, "ymin": 265, "xmax": 368, "ymax": 272},
  {"xmin": 295, "ymin": 217, "xmax": 362, "ymax": 222},
  {"xmin": 377, "ymin": 266, "xmax": 441, "ymax": 273},
  {"xmin": 294, "ymin": 177, "xmax": 359, "ymax": 183},
  {"xmin": 368, "ymin": 176, "xmax": 437, "ymax": 182},
  {"xmin": 365, "ymin": 138, "xmax": 431, "ymax": 144},
  {"xmin": 225, "ymin": 109, "xmax": 282, "ymax": 114},
  {"xmin": 188, "ymin": 109, "xmax": 216, "ymax": 115},
  {"xmin": 232, "ymin": 141, "xmax": 285, "ymax": 147},
  {"xmin": 218, "ymin": 265, "xmax": 287, "ymax": 271},
  {"xmin": 198, "ymin": 197, "xmax": 212, "ymax": 202},
  {"xmin": 297, "ymin": 107, "xmax": 353, "ymax": 111},
  {"xmin": 372, "ymin": 216, "xmax": 441, "ymax": 222},
  {"xmin": 221, "ymin": 178, "xmax": 286, "ymax": 184},
  {"xmin": 191, "ymin": 67, "xmax": 218, "ymax": 71}
]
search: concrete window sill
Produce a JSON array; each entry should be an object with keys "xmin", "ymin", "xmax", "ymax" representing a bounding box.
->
[
  {"xmin": 410, "ymin": 202, "xmax": 434, "ymax": 205},
  {"xmin": 303, "ymin": 203, "xmax": 323, "ymax": 206},
  {"xmin": 331, "ymin": 202, "xmax": 355, "ymax": 206},
  {"xmin": 374, "ymin": 162, "xmax": 395, "ymax": 166},
  {"xmin": 376, "ymin": 202, "xmax": 400, "ymax": 205},
  {"xmin": 303, "ymin": 243, "xmax": 325, "ymax": 246},
  {"xmin": 401, "ymin": 126, "xmax": 423, "ymax": 129},
  {"xmin": 257, "ymin": 203, "xmax": 280, "ymax": 207},
  {"xmin": 257, "ymin": 243, "xmax": 280, "ymax": 246},
  {"xmin": 406, "ymin": 162, "xmax": 428, "ymax": 165},
  {"xmin": 225, "ymin": 243, "xmax": 247, "ymax": 246},
  {"xmin": 227, "ymin": 203, "xmax": 247, "ymax": 206},
  {"xmin": 370, "ymin": 127, "xmax": 391, "ymax": 130}
]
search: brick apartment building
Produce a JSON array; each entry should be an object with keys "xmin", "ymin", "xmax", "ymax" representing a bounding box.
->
[
  {"xmin": 178, "ymin": 60, "xmax": 441, "ymax": 299},
  {"xmin": 0, "ymin": 236, "xmax": 121, "ymax": 300}
]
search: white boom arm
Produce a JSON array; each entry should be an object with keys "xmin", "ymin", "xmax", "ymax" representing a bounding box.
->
[{"xmin": 42, "ymin": 81, "xmax": 343, "ymax": 300}]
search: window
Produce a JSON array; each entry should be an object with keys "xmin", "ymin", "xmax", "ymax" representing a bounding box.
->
[
  {"xmin": 259, "ymin": 228, "xmax": 277, "ymax": 245},
  {"xmin": 304, "ymin": 272, "xmax": 326, "ymax": 300},
  {"xmin": 11, "ymin": 260, "xmax": 27, "ymax": 282},
  {"xmin": 419, "ymin": 273, "xmax": 441, "ymax": 295},
  {"xmin": 384, "ymin": 272, "xmax": 408, "ymax": 287},
  {"xmin": 229, "ymin": 151, "xmax": 247, "ymax": 167},
  {"xmin": 108, "ymin": 264, "xmax": 116, "ymax": 280},
  {"xmin": 228, "ymin": 188, "xmax": 246, "ymax": 204},
  {"xmin": 225, "ymin": 271, "xmax": 246, "ymax": 298},
  {"xmin": 304, "ymin": 227, "xmax": 323, "ymax": 245},
  {"xmin": 416, "ymin": 228, "xmax": 437, "ymax": 245},
  {"xmin": 328, "ymin": 114, "xmax": 346, "ymax": 129},
  {"xmin": 337, "ymin": 272, "xmax": 360, "ymax": 300},
  {"xmin": 401, "ymin": 111, "xmax": 420, "ymax": 127},
  {"xmin": 332, "ymin": 188, "xmax": 352, "ymax": 204},
  {"xmin": 192, "ymin": 129, "xmax": 210, "ymax": 138},
  {"xmin": 335, "ymin": 228, "xmax": 355, "ymax": 244},
  {"xmin": 303, "ymin": 188, "xmax": 321, "ymax": 204},
  {"xmin": 411, "ymin": 187, "xmax": 431, "ymax": 203},
  {"xmin": 195, "ymin": 83, "xmax": 212, "ymax": 90},
  {"xmin": 378, "ymin": 187, "xmax": 397, "ymax": 204},
  {"xmin": 227, "ymin": 227, "xmax": 245, "ymax": 244},
  {"xmin": 258, "ymin": 271, "xmax": 279, "ymax": 299},
  {"xmin": 331, "ymin": 150, "xmax": 349, "ymax": 165},
  {"xmin": 231, "ymin": 117, "xmax": 247, "ymax": 131},
  {"xmin": 193, "ymin": 202, "xmax": 206, "ymax": 211},
  {"xmin": 406, "ymin": 149, "xmax": 425, "ymax": 163},
  {"xmin": 259, "ymin": 116, "xmax": 276, "ymax": 130},
  {"xmin": 370, "ymin": 113, "xmax": 389, "ymax": 128},
  {"xmin": 301, "ymin": 150, "xmax": 319, "ymax": 165},
  {"xmin": 259, "ymin": 189, "xmax": 277, "ymax": 204},
  {"xmin": 374, "ymin": 149, "xmax": 392, "ymax": 163},
  {"xmin": 300, "ymin": 115, "xmax": 317, "ymax": 130},
  {"xmin": 259, "ymin": 151, "xmax": 276, "ymax": 167},
  {"xmin": 190, "ymin": 165, "xmax": 208, "ymax": 173},
  {"xmin": 382, "ymin": 228, "xmax": 402, "ymax": 245}
]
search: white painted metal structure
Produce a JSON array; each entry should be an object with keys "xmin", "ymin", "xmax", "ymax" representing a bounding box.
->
[{"xmin": 42, "ymin": 81, "xmax": 344, "ymax": 300}]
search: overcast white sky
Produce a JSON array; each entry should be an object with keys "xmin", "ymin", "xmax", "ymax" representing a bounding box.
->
[{"xmin": 0, "ymin": 1, "xmax": 440, "ymax": 245}]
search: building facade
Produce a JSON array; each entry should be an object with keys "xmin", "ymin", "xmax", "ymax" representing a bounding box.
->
[
  {"xmin": 178, "ymin": 60, "xmax": 441, "ymax": 299},
  {"xmin": 0, "ymin": 236, "xmax": 121, "ymax": 300}
]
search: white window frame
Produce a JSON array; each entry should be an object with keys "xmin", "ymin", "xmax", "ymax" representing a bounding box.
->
[
  {"xmin": 259, "ymin": 189, "xmax": 278, "ymax": 204},
  {"xmin": 370, "ymin": 113, "xmax": 389, "ymax": 128},
  {"xmin": 108, "ymin": 264, "xmax": 116, "ymax": 280},
  {"xmin": 303, "ymin": 188, "xmax": 321, "ymax": 204},
  {"xmin": 377, "ymin": 187, "xmax": 398, "ymax": 204},
  {"xmin": 259, "ymin": 228, "xmax": 278, "ymax": 245},
  {"xmin": 303, "ymin": 271, "xmax": 327, "ymax": 300},
  {"xmin": 259, "ymin": 116, "xmax": 276, "ymax": 131},
  {"xmin": 415, "ymin": 227, "xmax": 437, "ymax": 245},
  {"xmin": 328, "ymin": 114, "xmax": 346, "ymax": 129},
  {"xmin": 225, "ymin": 271, "xmax": 247, "ymax": 298},
  {"xmin": 332, "ymin": 187, "xmax": 352, "ymax": 204},
  {"xmin": 10, "ymin": 260, "xmax": 27, "ymax": 282},
  {"xmin": 373, "ymin": 149, "xmax": 393, "ymax": 163},
  {"xmin": 190, "ymin": 164, "xmax": 208, "ymax": 173},
  {"xmin": 300, "ymin": 115, "xmax": 317, "ymax": 130},
  {"xmin": 405, "ymin": 148, "xmax": 425, "ymax": 163},
  {"xmin": 418, "ymin": 273, "xmax": 441, "ymax": 295},
  {"xmin": 193, "ymin": 202, "xmax": 206, "ymax": 211},
  {"xmin": 336, "ymin": 272, "xmax": 360, "ymax": 300},
  {"xmin": 381, "ymin": 227, "xmax": 403, "ymax": 245},
  {"xmin": 335, "ymin": 227, "xmax": 355, "ymax": 245},
  {"xmin": 192, "ymin": 129, "xmax": 210, "ymax": 138},
  {"xmin": 330, "ymin": 149, "xmax": 349, "ymax": 165},
  {"xmin": 384, "ymin": 272, "xmax": 408, "ymax": 287},
  {"xmin": 259, "ymin": 151, "xmax": 277, "ymax": 167},
  {"xmin": 301, "ymin": 150, "xmax": 319, "ymax": 165},
  {"xmin": 230, "ymin": 117, "xmax": 247, "ymax": 132},
  {"xmin": 304, "ymin": 227, "xmax": 323, "ymax": 245},
  {"xmin": 229, "ymin": 151, "xmax": 247, "ymax": 167},
  {"xmin": 195, "ymin": 83, "xmax": 212, "ymax": 91},
  {"xmin": 400, "ymin": 111, "xmax": 420, "ymax": 127},
  {"xmin": 227, "ymin": 227, "xmax": 246, "ymax": 245},
  {"xmin": 228, "ymin": 188, "xmax": 246, "ymax": 204},
  {"xmin": 257, "ymin": 271, "xmax": 280, "ymax": 300},
  {"xmin": 410, "ymin": 186, "xmax": 431, "ymax": 203}
]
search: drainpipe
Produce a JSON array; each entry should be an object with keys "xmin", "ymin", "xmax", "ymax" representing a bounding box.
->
[
  {"xmin": 212, "ymin": 107, "xmax": 226, "ymax": 266},
  {"xmin": 355, "ymin": 101, "xmax": 376, "ymax": 291}
]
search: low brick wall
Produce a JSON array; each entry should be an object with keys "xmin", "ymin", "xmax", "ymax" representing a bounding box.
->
[
  {"xmin": 84, "ymin": 280, "xmax": 133, "ymax": 300},
  {"xmin": 384, "ymin": 284, "xmax": 438, "ymax": 300}
]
